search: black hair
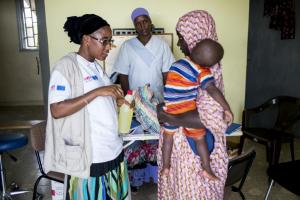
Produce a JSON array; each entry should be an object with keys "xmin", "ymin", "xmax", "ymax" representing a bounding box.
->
[
  {"xmin": 63, "ymin": 14, "xmax": 110, "ymax": 44},
  {"xmin": 191, "ymin": 39, "xmax": 224, "ymax": 67}
]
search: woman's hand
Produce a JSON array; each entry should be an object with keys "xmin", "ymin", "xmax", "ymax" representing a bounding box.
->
[
  {"xmin": 95, "ymin": 84, "xmax": 124, "ymax": 99},
  {"xmin": 117, "ymin": 98, "xmax": 126, "ymax": 107},
  {"xmin": 117, "ymin": 98, "xmax": 135, "ymax": 108},
  {"xmin": 223, "ymin": 110, "xmax": 234, "ymax": 125},
  {"xmin": 157, "ymin": 103, "xmax": 167, "ymax": 124}
]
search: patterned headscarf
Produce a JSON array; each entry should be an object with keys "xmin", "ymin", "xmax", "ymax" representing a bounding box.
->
[
  {"xmin": 176, "ymin": 10, "xmax": 224, "ymax": 93},
  {"xmin": 176, "ymin": 10, "xmax": 218, "ymax": 52}
]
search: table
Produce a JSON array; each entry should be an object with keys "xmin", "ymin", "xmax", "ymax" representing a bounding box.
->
[
  {"xmin": 122, "ymin": 125, "xmax": 242, "ymax": 148},
  {"xmin": 0, "ymin": 120, "xmax": 45, "ymax": 131}
]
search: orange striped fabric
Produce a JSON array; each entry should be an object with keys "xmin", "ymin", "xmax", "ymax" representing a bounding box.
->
[
  {"xmin": 183, "ymin": 128, "xmax": 206, "ymax": 138},
  {"xmin": 164, "ymin": 100, "xmax": 196, "ymax": 114},
  {"xmin": 163, "ymin": 58, "xmax": 214, "ymax": 115}
]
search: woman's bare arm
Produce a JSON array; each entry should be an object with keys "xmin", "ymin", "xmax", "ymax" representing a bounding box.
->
[
  {"xmin": 119, "ymin": 74, "xmax": 130, "ymax": 94},
  {"xmin": 157, "ymin": 103, "xmax": 205, "ymax": 129},
  {"xmin": 51, "ymin": 85, "xmax": 123, "ymax": 119}
]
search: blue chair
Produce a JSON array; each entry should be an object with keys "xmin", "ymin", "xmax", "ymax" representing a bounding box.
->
[{"xmin": 0, "ymin": 133, "xmax": 29, "ymax": 199}]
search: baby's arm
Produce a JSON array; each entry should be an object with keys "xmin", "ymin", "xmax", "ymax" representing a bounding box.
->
[{"xmin": 205, "ymin": 82, "xmax": 233, "ymax": 124}]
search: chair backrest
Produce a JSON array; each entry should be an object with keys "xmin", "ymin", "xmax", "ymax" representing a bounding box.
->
[
  {"xmin": 225, "ymin": 148, "xmax": 256, "ymax": 186},
  {"xmin": 30, "ymin": 121, "xmax": 46, "ymax": 151},
  {"xmin": 242, "ymin": 97, "xmax": 278, "ymax": 129},
  {"xmin": 274, "ymin": 96, "xmax": 300, "ymax": 133},
  {"xmin": 243, "ymin": 96, "xmax": 300, "ymax": 134}
]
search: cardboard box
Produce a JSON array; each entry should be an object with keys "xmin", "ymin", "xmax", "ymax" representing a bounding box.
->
[{"xmin": 51, "ymin": 181, "xmax": 64, "ymax": 200}]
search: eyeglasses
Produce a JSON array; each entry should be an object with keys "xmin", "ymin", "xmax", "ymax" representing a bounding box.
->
[{"xmin": 89, "ymin": 35, "xmax": 114, "ymax": 46}]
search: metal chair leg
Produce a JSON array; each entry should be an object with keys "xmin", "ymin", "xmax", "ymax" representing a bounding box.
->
[
  {"xmin": 0, "ymin": 154, "xmax": 9, "ymax": 199},
  {"xmin": 290, "ymin": 140, "xmax": 295, "ymax": 161},
  {"xmin": 35, "ymin": 192, "xmax": 44, "ymax": 200},
  {"xmin": 32, "ymin": 175, "xmax": 43, "ymax": 200},
  {"xmin": 273, "ymin": 142, "xmax": 281, "ymax": 165},
  {"xmin": 267, "ymin": 141, "xmax": 276, "ymax": 169},
  {"xmin": 264, "ymin": 179, "xmax": 274, "ymax": 200},
  {"xmin": 238, "ymin": 135, "xmax": 245, "ymax": 155},
  {"xmin": 239, "ymin": 190, "xmax": 245, "ymax": 200},
  {"xmin": 232, "ymin": 186, "xmax": 245, "ymax": 200},
  {"xmin": 0, "ymin": 155, "xmax": 30, "ymax": 199}
]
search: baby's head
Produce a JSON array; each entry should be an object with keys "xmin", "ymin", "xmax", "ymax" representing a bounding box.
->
[{"xmin": 190, "ymin": 39, "xmax": 224, "ymax": 67}]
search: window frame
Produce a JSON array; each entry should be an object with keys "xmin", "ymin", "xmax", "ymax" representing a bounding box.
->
[{"xmin": 16, "ymin": 0, "xmax": 39, "ymax": 51}]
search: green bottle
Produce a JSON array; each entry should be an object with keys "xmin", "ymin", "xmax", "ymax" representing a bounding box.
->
[{"xmin": 118, "ymin": 90, "xmax": 134, "ymax": 135}]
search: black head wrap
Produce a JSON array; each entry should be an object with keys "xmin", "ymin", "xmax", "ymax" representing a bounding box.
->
[{"xmin": 63, "ymin": 14, "xmax": 109, "ymax": 44}]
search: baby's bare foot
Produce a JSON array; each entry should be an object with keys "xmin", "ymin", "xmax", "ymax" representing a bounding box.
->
[
  {"xmin": 203, "ymin": 169, "xmax": 219, "ymax": 181},
  {"xmin": 162, "ymin": 168, "xmax": 170, "ymax": 176}
]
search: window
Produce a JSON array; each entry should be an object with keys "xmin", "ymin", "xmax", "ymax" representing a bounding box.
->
[{"xmin": 16, "ymin": 0, "xmax": 38, "ymax": 50}]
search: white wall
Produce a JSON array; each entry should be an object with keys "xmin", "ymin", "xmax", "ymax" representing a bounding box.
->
[
  {"xmin": 0, "ymin": 0, "xmax": 43, "ymax": 105},
  {"xmin": 45, "ymin": 0, "xmax": 249, "ymax": 122}
]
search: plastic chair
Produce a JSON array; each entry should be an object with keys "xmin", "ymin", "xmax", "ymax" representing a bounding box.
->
[
  {"xmin": 0, "ymin": 133, "xmax": 30, "ymax": 199},
  {"xmin": 239, "ymin": 96, "xmax": 300, "ymax": 169},
  {"xmin": 29, "ymin": 121, "xmax": 64, "ymax": 200},
  {"xmin": 225, "ymin": 148, "xmax": 256, "ymax": 200},
  {"xmin": 264, "ymin": 160, "xmax": 300, "ymax": 199}
]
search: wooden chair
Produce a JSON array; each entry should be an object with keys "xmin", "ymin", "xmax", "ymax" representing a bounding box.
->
[
  {"xmin": 239, "ymin": 96, "xmax": 300, "ymax": 169},
  {"xmin": 29, "ymin": 121, "xmax": 64, "ymax": 200},
  {"xmin": 225, "ymin": 148, "xmax": 256, "ymax": 200}
]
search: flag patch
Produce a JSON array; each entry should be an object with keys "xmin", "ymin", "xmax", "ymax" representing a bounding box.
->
[
  {"xmin": 84, "ymin": 75, "xmax": 98, "ymax": 82},
  {"xmin": 50, "ymin": 85, "xmax": 55, "ymax": 91},
  {"xmin": 56, "ymin": 85, "xmax": 65, "ymax": 91}
]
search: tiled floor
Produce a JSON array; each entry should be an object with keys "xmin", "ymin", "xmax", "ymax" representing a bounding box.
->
[{"xmin": 0, "ymin": 106, "xmax": 299, "ymax": 200}]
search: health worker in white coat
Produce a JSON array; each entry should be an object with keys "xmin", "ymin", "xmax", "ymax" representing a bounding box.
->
[{"xmin": 113, "ymin": 7, "xmax": 175, "ymax": 102}]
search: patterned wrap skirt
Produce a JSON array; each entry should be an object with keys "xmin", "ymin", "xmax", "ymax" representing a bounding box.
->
[{"xmin": 64, "ymin": 152, "xmax": 131, "ymax": 200}]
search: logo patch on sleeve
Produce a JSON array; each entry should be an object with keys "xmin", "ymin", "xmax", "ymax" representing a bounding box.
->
[
  {"xmin": 84, "ymin": 75, "xmax": 98, "ymax": 82},
  {"xmin": 56, "ymin": 85, "xmax": 65, "ymax": 91},
  {"xmin": 50, "ymin": 85, "xmax": 55, "ymax": 91}
]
